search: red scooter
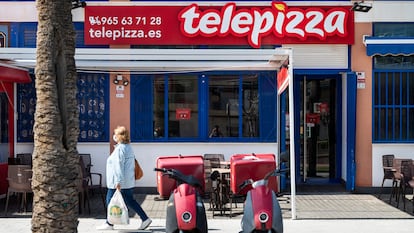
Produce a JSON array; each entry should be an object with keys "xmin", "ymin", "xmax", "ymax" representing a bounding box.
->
[
  {"xmin": 154, "ymin": 168, "xmax": 208, "ymax": 233},
  {"xmin": 239, "ymin": 169, "xmax": 287, "ymax": 233}
]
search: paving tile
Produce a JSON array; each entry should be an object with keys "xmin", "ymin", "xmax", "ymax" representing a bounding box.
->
[{"xmin": 1, "ymin": 192, "xmax": 413, "ymax": 220}]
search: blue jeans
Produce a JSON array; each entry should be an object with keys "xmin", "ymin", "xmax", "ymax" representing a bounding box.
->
[{"xmin": 106, "ymin": 188, "xmax": 149, "ymax": 225}]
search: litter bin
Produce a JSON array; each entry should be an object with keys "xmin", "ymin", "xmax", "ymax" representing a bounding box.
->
[
  {"xmin": 156, "ymin": 155, "xmax": 205, "ymax": 199},
  {"xmin": 230, "ymin": 153, "xmax": 278, "ymax": 195}
]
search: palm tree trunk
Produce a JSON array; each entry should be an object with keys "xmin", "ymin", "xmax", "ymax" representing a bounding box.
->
[{"xmin": 32, "ymin": 1, "xmax": 80, "ymax": 232}]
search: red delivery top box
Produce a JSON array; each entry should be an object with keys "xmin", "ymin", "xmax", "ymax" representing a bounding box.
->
[
  {"xmin": 230, "ymin": 154, "xmax": 278, "ymax": 195},
  {"xmin": 156, "ymin": 155, "xmax": 205, "ymax": 199}
]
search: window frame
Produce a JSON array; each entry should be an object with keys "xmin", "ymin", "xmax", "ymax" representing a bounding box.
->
[
  {"xmin": 373, "ymin": 22, "xmax": 414, "ymax": 38},
  {"xmin": 130, "ymin": 71, "xmax": 278, "ymax": 143},
  {"xmin": 16, "ymin": 73, "xmax": 110, "ymax": 143},
  {"xmin": 372, "ymin": 64, "xmax": 414, "ymax": 143}
]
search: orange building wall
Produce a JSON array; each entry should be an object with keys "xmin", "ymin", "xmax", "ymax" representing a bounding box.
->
[
  {"xmin": 351, "ymin": 23, "xmax": 373, "ymax": 187},
  {"xmin": 109, "ymin": 43, "xmax": 131, "ymax": 152},
  {"xmin": 105, "ymin": 5, "xmax": 131, "ymax": 138},
  {"xmin": 109, "ymin": 75, "xmax": 131, "ymax": 153}
]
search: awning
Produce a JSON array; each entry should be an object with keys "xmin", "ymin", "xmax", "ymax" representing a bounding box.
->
[
  {"xmin": 0, "ymin": 48, "xmax": 290, "ymax": 73},
  {"xmin": 363, "ymin": 36, "xmax": 414, "ymax": 56},
  {"xmin": 0, "ymin": 63, "xmax": 31, "ymax": 83}
]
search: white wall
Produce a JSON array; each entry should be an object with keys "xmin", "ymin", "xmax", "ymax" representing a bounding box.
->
[
  {"xmin": 355, "ymin": 1, "xmax": 414, "ymax": 23},
  {"xmin": 283, "ymin": 45, "xmax": 348, "ymax": 69},
  {"xmin": 129, "ymin": 142, "xmax": 278, "ymax": 188},
  {"xmin": 17, "ymin": 142, "xmax": 278, "ymax": 188},
  {"xmin": 15, "ymin": 143, "xmax": 34, "ymax": 155},
  {"xmin": 372, "ymin": 144, "xmax": 414, "ymax": 187}
]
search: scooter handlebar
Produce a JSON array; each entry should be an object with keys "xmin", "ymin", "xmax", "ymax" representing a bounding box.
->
[
  {"xmin": 237, "ymin": 168, "xmax": 291, "ymax": 193},
  {"xmin": 154, "ymin": 168, "xmax": 168, "ymax": 172},
  {"xmin": 279, "ymin": 168, "xmax": 290, "ymax": 173},
  {"xmin": 238, "ymin": 178, "xmax": 254, "ymax": 190},
  {"xmin": 154, "ymin": 167, "xmax": 202, "ymax": 188},
  {"xmin": 264, "ymin": 168, "xmax": 290, "ymax": 180}
]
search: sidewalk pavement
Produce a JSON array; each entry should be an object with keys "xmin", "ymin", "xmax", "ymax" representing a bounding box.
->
[
  {"xmin": 2, "ymin": 217, "xmax": 414, "ymax": 233},
  {"xmin": 1, "ymin": 192, "xmax": 413, "ymax": 233}
]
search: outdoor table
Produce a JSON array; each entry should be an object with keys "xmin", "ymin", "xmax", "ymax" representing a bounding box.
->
[{"xmin": 219, "ymin": 161, "xmax": 230, "ymax": 169}]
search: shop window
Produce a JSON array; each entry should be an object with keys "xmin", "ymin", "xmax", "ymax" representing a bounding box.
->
[
  {"xmin": 374, "ymin": 56, "xmax": 414, "ymax": 69},
  {"xmin": 77, "ymin": 73, "xmax": 110, "ymax": 142},
  {"xmin": 17, "ymin": 73, "xmax": 109, "ymax": 142},
  {"xmin": 131, "ymin": 71, "xmax": 277, "ymax": 142},
  {"xmin": 138, "ymin": 74, "xmax": 199, "ymax": 140},
  {"xmin": 242, "ymin": 75, "xmax": 259, "ymax": 137},
  {"xmin": 167, "ymin": 75, "xmax": 199, "ymax": 137},
  {"xmin": 17, "ymin": 80, "xmax": 36, "ymax": 142},
  {"xmin": 374, "ymin": 23, "xmax": 414, "ymax": 37},
  {"xmin": 0, "ymin": 93, "xmax": 8, "ymax": 143},
  {"xmin": 373, "ymin": 68, "xmax": 414, "ymax": 142},
  {"xmin": 153, "ymin": 76, "xmax": 165, "ymax": 138},
  {"xmin": 209, "ymin": 75, "xmax": 240, "ymax": 137}
]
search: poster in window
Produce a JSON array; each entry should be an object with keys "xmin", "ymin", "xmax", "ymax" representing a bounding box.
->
[{"xmin": 176, "ymin": 108, "xmax": 191, "ymax": 120}]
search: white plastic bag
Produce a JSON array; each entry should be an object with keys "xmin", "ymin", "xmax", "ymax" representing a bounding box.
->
[{"xmin": 107, "ymin": 189, "xmax": 129, "ymax": 225}]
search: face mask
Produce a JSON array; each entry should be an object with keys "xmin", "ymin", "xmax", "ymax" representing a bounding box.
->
[{"xmin": 113, "ymin": 134, "xmax": 118, "ymax": 143}]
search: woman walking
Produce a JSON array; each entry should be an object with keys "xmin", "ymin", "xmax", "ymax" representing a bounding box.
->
[{"xmin": 97, "ymin": 126, "xmax": 152, "ymax": 230}]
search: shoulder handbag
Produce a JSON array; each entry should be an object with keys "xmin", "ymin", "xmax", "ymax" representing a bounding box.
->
[{"xmin": 135, "ymin": 159, "xmax": 144, "ymax": 180}]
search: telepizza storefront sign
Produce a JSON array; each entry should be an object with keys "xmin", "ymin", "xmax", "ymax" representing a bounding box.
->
[{"xmin": 84, "ymin": 2, "xmax": 354, "ymax": 48}]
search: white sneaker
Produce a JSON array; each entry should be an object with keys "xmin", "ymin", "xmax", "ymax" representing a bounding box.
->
[
  {"xmin": 96, "ymin": 222, "xmax": 114, "ymax": 230},
  {"xmin": 138, "ymin": 218, "xmax": 152, "ymax": 230}
]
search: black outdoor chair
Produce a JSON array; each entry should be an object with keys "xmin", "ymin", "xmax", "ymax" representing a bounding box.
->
[
  {"xmin": 79, "ymin": 153, "xmax": 106, "ymax": 212},
  {"xmin": 378, "ymin": 154, "xmax": 395, "ymax": 198}
]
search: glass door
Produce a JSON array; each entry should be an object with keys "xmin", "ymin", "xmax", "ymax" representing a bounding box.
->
[{"xmin": 299, "ymin": 76, "xmax": 338, "ymax": 183}]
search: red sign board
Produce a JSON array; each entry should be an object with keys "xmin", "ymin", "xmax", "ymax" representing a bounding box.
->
[
  {"xmin": 277, "ymin": 66, "xmax": 290, "ymax": 95},
  {"xmin": 176, "ymin": 108, "xmax": 191, "ymax": 120},
  {"xmin": 306, "ymin": 113, "xmax": 320, "ymax": 124},
  {"xmin": 84, "ymin": 2, "xmax": 354, "ymax": 48}
]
